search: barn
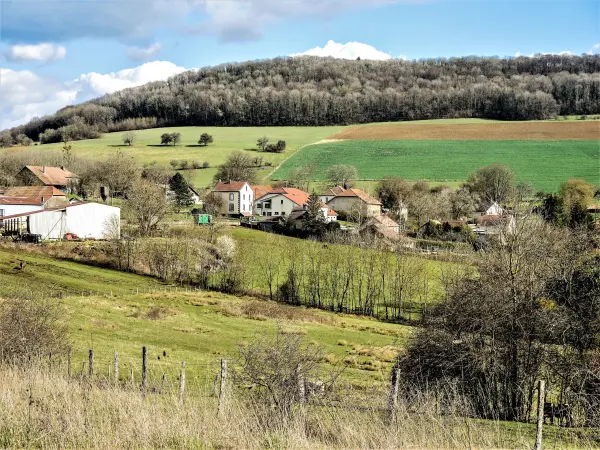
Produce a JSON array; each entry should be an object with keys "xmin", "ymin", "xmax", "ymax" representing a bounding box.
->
[{"xmin": 0, "ymin": 202, "xmax": 120, "ymax": 240}]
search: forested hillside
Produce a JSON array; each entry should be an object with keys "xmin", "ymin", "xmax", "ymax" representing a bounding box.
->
[{"xmin": 6, "ymin": 54, "xmax": 600, "ymax": 143}]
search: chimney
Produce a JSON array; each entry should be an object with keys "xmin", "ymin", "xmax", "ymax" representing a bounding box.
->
[{"xmin": 42, "ymin": 166, "xmax": 46, "ymax": 174}]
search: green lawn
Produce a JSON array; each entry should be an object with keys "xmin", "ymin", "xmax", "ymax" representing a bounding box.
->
[
  {"xmin": 35, "ymin": 126, "xmax": 345, "ymax": 188},
  {"xmin": 272, "ymin": 139, "xmax": 600, "ymax": 192}
]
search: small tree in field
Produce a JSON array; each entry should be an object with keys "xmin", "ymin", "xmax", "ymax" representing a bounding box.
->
[
  {"xmin": 171, "ymin": 132, "xmax": 181, "ymax": 146},
  {"xmin": 161, "ymin": 133, "xmax": 173, "ymax": 146},
  {"xmin": 169, "ymin": 172, "xmax": 194, "ymax": 210},
  {"xmin": 123, "ymin": 131, "xmax": 136, "ymax": 146},
  {"xmin": 127, "ymin": 180, "xmax": 171, "ymax": 236},
  {"xmin": 170, "ymin": 160, "xmax": 179, "ymax": 169},
  {"xmin": 180, "ymin": 160, "xmax": 189, "ymax": 170},
  {"xmin": 257, "ymin": 136, "xmax": 269, "ymax": 151},
  {"xmin": 198, "ymin": 133, "xmax": 214, "ymax": 146},
  {"xmin": 326, "ymin": 164, "xmax": 358, "ymax": 188}
]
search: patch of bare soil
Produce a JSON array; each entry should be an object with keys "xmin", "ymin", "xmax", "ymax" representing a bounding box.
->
[{"xmin": 330, "ymin": 121, "xmax": 599, "ymax": 141}]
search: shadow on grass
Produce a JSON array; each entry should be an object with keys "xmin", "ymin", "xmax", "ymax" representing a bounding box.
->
[
  {"xmin": 184, "ymin": 145, "xmax": 210, "ymax": 148},
  {"xmin": 146, "ymin": 144, "xmax": 179, "ymax": 148}
]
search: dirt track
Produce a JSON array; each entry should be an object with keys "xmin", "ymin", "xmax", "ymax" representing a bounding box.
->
[{"xmin": 330, "ymin": 121, "xmax": 600, "ymax": 141}]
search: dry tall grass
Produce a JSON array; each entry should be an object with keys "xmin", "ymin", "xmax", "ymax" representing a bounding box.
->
[{"xmin": 0, "ymin": 363, "xmax": 593, "ymax": 449}]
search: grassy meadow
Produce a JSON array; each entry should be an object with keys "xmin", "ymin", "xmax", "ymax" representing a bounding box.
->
[
  {"xmin": 273, "ymin": 139, "xmax": 600, "ymax": 192},
  {"xmin": 34, "ymin": 126, "xmax": 345, "ymax": 187}
]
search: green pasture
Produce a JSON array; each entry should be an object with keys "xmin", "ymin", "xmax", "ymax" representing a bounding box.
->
[
  {"xmin": 272, "ymin": 139, "xmax": 600, "ymax": 192},
  {"xmin": 0, "ymin": 245, "xmax": 163, "ymax": 297},
  {"xmin": 35, "ymin": 126, "xmax": 345, "ymax": 187}
]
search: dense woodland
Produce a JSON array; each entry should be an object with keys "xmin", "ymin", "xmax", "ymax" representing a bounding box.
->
[{"xmin": 3, "ymin": 54, "xmax": 600, "ymax": 143}]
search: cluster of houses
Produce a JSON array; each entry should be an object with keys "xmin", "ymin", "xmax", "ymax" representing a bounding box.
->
[
  {"xmin": 209, "ymin": 181, "xmax": 403, "ymax": 238},
  {"xmin": 0, "ymin": 166, "xmax": 120, "ymax": 240}
]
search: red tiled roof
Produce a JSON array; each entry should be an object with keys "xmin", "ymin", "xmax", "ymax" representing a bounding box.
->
[
  {"xmin": 251, "ymin": 185, "xmax": 272, "ymax": 199},
  {"xmin": 3, "ymin": 186, "xmax": 66, "ymax": 199},
  {"xmin": 257, "ymin": 188, "xmax": 311, "ymax": 207},
  {"xmin": 321, "ymin": 186, "xmax": 346, "ymax": 196},
  {"xmin": 333, "ymin": 188, "xmax": 381, "ymax": 205},
  {"xmin": 24, "ymin": 166, "xmax": 75, "ymax": 186},
  {"xmin": 213, "ymin": 181, "xmax": 247, "ymax": 192},
  {"xmin": 327, "ymin": 208, "xmax": 337, "ymax": 217},
  {"xmin": 0, "ymin": 197, "xmax": 43, "ymax": 206},
  {"xmin": 480, "ymin": 215, "xmax": 506, "ymax": 226}
]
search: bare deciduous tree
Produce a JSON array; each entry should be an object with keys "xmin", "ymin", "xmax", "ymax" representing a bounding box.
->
[{"xmin": 126, "ymin": 180, "xmax": 171, "ymax": 236}]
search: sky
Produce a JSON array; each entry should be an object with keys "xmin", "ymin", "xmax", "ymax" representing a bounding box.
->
[{"xmin": 1, "ymin": 0, "xmax": 598, "ymax": 130}]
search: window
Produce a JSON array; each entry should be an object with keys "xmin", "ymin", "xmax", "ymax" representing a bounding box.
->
[
  {"xmin": 243, "ymin": 194, "xmax": 245, "ymax": 200},
  {"xmin": 229, "ymin": 193, "xmax": 234, "ymax": 201},
  {"xmin": 281, "ymin": 199, "xmax": 284, "ymax": 204},
  {"xmin": 0, "ymin": 209, "xmax": 4, "ymax": 217},
  {"xmin": 282, "ymin": 212, "xmax": 286, "ymax": 216},
  {"xmin": 229, "ymin": 203, "xmax": 235, "ymax": 212},
  {"xmin": 267, "ymin": 212, "xmax": 272, "ymax": 216},
  {"xmin": 274, "ymin": 212, "xmax": 279, "ymax": 215},
  {"xmin": 262, "ymin": 212, "xmax": 266, "ymax": 216},
  {"xmin": 257, "ymin": 203, "xmax": 262, "ymax": 209}
]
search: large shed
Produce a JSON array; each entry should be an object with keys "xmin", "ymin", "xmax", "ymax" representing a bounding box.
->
[{"xmin": 0, "ymin": 202, "xmax": 120, "ymax": 240}]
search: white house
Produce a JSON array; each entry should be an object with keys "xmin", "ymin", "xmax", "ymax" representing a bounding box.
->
[
  {"xmin": 211, "ymin": 182, "xmax": 254, "ymax": 216},
  {"xmin": 0, "ymin": 202, "xmax": 120, "ymax": 240},
  {"xmin": 255, "ymin": 188, "xmax": 311, "ymax": 218}
]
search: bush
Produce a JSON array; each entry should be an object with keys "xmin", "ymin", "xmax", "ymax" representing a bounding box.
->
[
  {"xmin": 192, "ymin": 161, "xmax": 201, "ymax": 170},
  {"xmin": 202, "ymin": 161, "xmax": 210, "ymax": 169},
  {"xmin": 0, "ymin": 297, "xmax": 68, "ymax": 364}
]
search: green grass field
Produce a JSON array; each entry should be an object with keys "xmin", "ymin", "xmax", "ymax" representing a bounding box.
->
[
  {"xmin": 36, "ymin": 126, "xmax": 344, "ymax": 187},
  {"xmin": 272, "ymin": 139, "xmax": 600, "ymax": 192},
  {"xmin": 0, "ymin": 245, "xmax": 410, "ymax": 388}
]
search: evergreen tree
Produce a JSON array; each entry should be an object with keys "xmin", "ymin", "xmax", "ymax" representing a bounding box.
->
[
  {"xmin": 169, "ymin": 172, "xmax": 194, "ymax": 209},
  {"xmin": 302, "ymin": 192, "xmax": 326, "ymax": 235}
]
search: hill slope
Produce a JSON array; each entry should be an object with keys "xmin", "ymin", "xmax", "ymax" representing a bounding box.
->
[{"xmin": 7, "ymin": 54, "xmax": 600, "ymax": 142}]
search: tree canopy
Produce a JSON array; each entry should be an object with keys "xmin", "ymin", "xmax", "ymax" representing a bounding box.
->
[{"xmin": 6, "ymin": 55, "xmax": 600, "ymax": 142}]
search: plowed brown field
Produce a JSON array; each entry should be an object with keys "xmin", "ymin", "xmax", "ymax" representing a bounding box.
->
[{"xmin": 330, "ymin": 121, "xmax": 600, "ymax": 140}]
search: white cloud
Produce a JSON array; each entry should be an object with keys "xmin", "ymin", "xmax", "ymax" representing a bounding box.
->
[
  {"xmin": 587, "ymin": 43, "xmax": 600, "ymax": 55},
  {"xmin": 5, "ymin": 43, "xmax": 67, "ymax": 62},
  {"xmin": 0, "ymin": 61, "xmax": 189, "ymax": 130},
  {"xmin": 291, "ymin": 40, "xmax": 393, "ymax": 60},
  {"xmin": 127, "ymin": 43, "xmax": 162, "ymax": 61}
]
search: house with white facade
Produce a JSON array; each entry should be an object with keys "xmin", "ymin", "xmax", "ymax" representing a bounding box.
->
[
  {"xmin": 211, "ymin": 182, "xmax": 254, "ymax": 216},
  {"xmin": 255, "ymin": 188, "xmax": 311, "ymax": 218}
]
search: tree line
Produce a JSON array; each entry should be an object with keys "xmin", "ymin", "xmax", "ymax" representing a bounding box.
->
[{"xmin": 3, "ymin": 54, "xmax": 600, "ymax": 142}]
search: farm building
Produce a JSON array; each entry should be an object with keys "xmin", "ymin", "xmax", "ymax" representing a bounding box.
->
[
  {"xmin": 210, "ymin": 181, "xmax": 254, "ymax": 216},
  {"xmin": 326, "ymin": 188, "xmax": 382, "ymax": 219},
  {"xmin": 0, "ymin": 196, "xmax": 45, "ymax": 220},
  {"xmin": 0, "ymin": 202, "xmax": 120, "ymax": 240},
  {"xmin": 2, "ymin": 186, "xmax": 68, "ymax": 208},
  {"xmin": 16, "ymin": 166, "xmax": 78, "ymax": 193},
  {"xmin": 360, "ymin": 215, "xmax": 401, "ymax": 239}
]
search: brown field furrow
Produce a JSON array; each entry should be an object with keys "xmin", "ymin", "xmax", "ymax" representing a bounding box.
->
[{"xmin": 331, "ymin": 121, "xmax": 600, "ymax": 141}]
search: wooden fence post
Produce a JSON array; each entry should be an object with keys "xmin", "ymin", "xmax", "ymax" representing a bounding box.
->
[
  {"xmin": 388, "ymin": 365, "xmax": 400, "ymax": 423},
  {"xmin": 218, "ymin": 359, "xmax": 228, "ymax": 416},
  {"xmin": 113, "ymin": 352, "xmax": 119, "ymax": 384},
  {"xmin": 88, "ymin": 349, "xmax": 94, "ymax": 378},
  {"xmin": 67, "ymin": 345, "xmax": 72, "ymax": 378},
  {"xmin": 533, "ymin": 380, "xmax": 545, "ymax": 450},
  {"xmin": 179, "ymin": 362, "xmax": 186, "ymax": 402},
  {"xmin": 130, "ymin": 367, "xmax": 134, "ymax": 386},
  {"xmin": 141, "ymin": 346, "xmax": 148, "ymax": 390},
  {"xmin": 296, "ymin": 364, "xmax": 306, "ymax": 404}
]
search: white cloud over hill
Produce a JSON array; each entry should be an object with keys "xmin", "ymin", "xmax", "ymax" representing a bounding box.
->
[
  {"xmin": 292, "ymin": 40, "xmax": 404, "ymax": 60},
  {"xmin": 0, "ymin": 61, "xmax": 189, "ymax": 130}
]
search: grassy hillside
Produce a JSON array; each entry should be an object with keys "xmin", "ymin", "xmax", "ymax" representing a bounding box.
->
[
  {"xmin": 273, "ymin": 139, "xmax": 600, "ymax": 192},
  {"xmin": 35, "ymin": 126, "xmax": 345, "ymax": 187},
  {"xmin": 0, "ymin": 244, "xmax": 164, "ymax": 297}
]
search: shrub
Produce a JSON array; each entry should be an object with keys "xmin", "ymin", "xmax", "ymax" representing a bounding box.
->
[
  {"xmin": 0, "ymin": 297, "xmax": 68, "ymax": 364},
  {"xmin": 192, "ymin": 161, "xmax": 201, "ymax": 170},
  {"xmin": 202, "ymin": 161, "xmax": 210, "ymax": 169}
]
